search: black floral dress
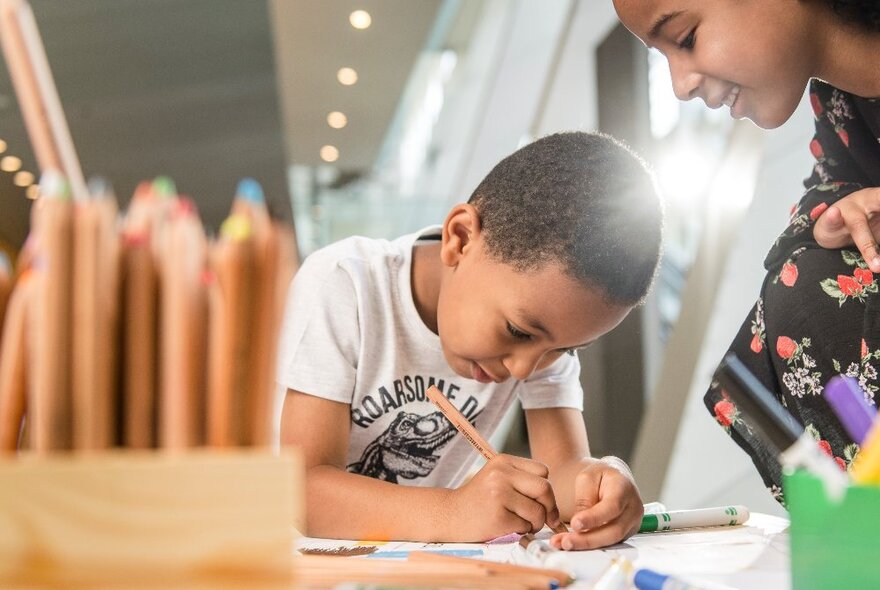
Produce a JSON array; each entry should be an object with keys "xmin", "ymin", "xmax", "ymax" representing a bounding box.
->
[{"xmin": 703, "ymin": 80, "xmax": 880, "ymax": 504}]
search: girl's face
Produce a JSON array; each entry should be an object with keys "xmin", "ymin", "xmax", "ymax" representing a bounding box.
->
[{"xmin": 613, "ymin": 0, "xmax": 818, "ymax": 129}]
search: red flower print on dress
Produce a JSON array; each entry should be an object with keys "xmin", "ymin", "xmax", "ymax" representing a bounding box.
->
[
  {"xmin": 809, "ymin": 202, "xmax": 829, "ymax": 220},
  {"xmin": 837, "ymin": 274, "xmax": 862, "ymax": 296},
  {"xmin": 817, "ymin": 439, "xmax": 832, "ymax": 456},
  {"xmin": 822, "ymin": 251, "xmax": 879, "ymax": 305},
  {"xmin": 776, "ymin": 336, "xmax": 797, "ymax": 360},
  {"xmin": 750, "ymin": 333, "xmax": 763, "ymax": 353},
  {"xmin": 809, "ymin": 139, "xmax": 824, "ymax": 160},
  {"xmin": 780, "ymin": 338, "xmax": 824, "ymax": 397},
  {"xmin": 837, "ymin": 128, "xmax": 850, "ymax": 147},
  {"xmin": 780, "ymin": 262, "xmax": 798, "ymax": 287},
  {"xmin": 810, "ymin": 93, "xmax": 823, "ymax": 117},
  {"xmin": 749, "ymin": 298, "xmax": 765, "ymax": 354},
  {"xmin": 854, "ymin": 267, "xmax": 874, "ymax": 286},
  {"xmin": 862, "ymin": 339, "xmax": 868, "ymax": 359},
  {"xmin": 714, "ymin": 399, "xmax": 737, "ymax": 428},
  {"xmin": 834, "ymin": 457, "xmax": 846, "ymax": 471}
]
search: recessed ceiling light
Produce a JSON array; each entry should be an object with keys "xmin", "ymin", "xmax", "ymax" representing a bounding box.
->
[
  {"xmin": 337, "ymin": 67, "xmax": 358, "ymax": 86},
  {"xmin": 320, "ymin": 145, "xmax": 339, "ymax": 163},
  {"xmin": 349, "ymin": 10, "xmax": 371, "ymax": 30},
  {"xmin": 327, "ymin": 111, "xmax": 348, "ymax": 129},
  {"xmin": 26, "ymin": 184, "xmax": 39, "ymax": 199},
  {"xmin": 0, "ymin": 155, "xmax": 21, "ymax": 172},
  {"xmin": 13, "ymin": 170, "xmax": 34, "ymax": 187}
]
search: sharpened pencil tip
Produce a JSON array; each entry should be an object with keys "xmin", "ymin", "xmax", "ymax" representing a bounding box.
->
[
  {"xmin": 87, "ymin": 176, "xmax": 115, "ymax": 200},
  {"xmin": 220, "ymin": 213, "xmax": 252, "ymax": 241},
  {"xmin": 39, "ymin": 169, "xmax": 70, "ymax": 200},
  {"xmin": 236, "ymin": 177, "xmax": 264, "ymax": 203},
  {"xmin": 152, "ymin": 176, "xmax": 176, "ymax": 198}
]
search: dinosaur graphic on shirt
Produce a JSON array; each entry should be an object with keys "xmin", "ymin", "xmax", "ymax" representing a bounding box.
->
[{"xmin": 347, "ymin": 410, "xmax": 458, "ymax": 483}]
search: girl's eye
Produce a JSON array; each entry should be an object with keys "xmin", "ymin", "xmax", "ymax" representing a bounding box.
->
[
  {"xmin": 507, "ymin": 323, "xmax": 531, "ymax": 341},
  {"xmin": 678, "ymin": 28, "xmax": 696, "ymax": 50}
]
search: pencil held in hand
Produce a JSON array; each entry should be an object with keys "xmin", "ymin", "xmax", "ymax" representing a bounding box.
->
[{"xmin": 425, "ymin": 385, "xmax": 568, "ymax": 535}]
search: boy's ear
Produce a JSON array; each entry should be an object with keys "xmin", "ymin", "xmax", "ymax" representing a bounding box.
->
[{"xmin": 440, "ymin": 203, "xmax": 482, "ymax": 267}]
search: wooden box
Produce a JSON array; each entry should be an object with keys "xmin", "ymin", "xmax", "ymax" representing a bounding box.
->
[{"xmin": 0, "ymin": 449, "xmax": 302, "ymax": 588}]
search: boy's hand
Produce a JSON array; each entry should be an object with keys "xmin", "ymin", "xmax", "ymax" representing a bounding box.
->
[
  {"xmin": 813, "ymin": 187, "xmax": 880, "ymax": 272},
  {"xmin": 444, "ymin": 454, "xmax": 563, "ymax": 542},
  {"xmin": 549, "ymin": 457, "xmax": 643, "ymax": 550}
]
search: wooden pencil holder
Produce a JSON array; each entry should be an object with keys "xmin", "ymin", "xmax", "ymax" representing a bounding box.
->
[{"xmin": 0, "ymin": 448, "xmax": 303, "ymax": 588}]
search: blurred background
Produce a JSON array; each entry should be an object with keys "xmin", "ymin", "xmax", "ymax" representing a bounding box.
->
[{"xmin": 0, "ymin": 0, "xmax": 815, "ymax": 517}]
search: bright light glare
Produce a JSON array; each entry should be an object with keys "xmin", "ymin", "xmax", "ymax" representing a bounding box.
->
[
  {"xmin": 320, "ymin": 145, "xmax": 339, "ymax": 163},
  {"xmin": 337, "ymin": 67, "xmax": 358, "ymax": 86},
  {"xmin": 327, "ymin": 111, "xmax": 348, "ymax": 129},
  {"xmin": 349, "ymin": 10, "xmax": 371, "ymax": 30}
]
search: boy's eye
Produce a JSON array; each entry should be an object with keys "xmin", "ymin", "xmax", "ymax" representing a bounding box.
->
[
  {"xmin": 564, "ymin": 349, "xmax": 577, "ymax": 357},
  {"xmin": 678, "ymin": 28, "xmax": 696, "ymax": 50},
  {"xmin": 506, "ymin": 322, "xmax": 531, "ymax": 341}
]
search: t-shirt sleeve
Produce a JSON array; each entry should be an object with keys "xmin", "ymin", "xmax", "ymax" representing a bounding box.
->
[
  {"xmin": 276, "ymin": 253, "xmax": 361, "ymax": 404},
  {"xmin": 517, "ymin": 353, "xmax": 583, "ymax": 411}
]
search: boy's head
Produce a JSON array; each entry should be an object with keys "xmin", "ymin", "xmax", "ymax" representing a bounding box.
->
[
  {"xmin": 435, "ymin": 131, "xmax": 662, "ymax": 384},
  {"xmin": 469, "ymin": 131, "xmax": 661, "ymax": 306}
]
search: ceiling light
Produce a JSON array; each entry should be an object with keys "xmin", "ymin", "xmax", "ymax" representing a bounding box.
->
[
  {"xmin": 13, "ymin": 170, "xmax": 34, "ymax": 187},
  {"xmin": 0, "ymin": 155, "xmax": 21, "ymax": 172},
  {"xmin": 26, "ymin": 184, "xmax": 39, "ymax": 199},
  {"xmin": 337, "ymin": 67, "xmax": 358, "ymax": 86},
  {"xmin": 0, "ymin": 139, "xmax": 6, "ymax": 153},
  {"xmin": 349, "ymin": 10, "xmax": 371, "ymax": 30},
  {"xmin": 320, "ymin": 145, "xmax": 339, "ymax": 163},
  {"xmin": 327, "ymin": 111, "xmax": 348, "ymax": 129}
]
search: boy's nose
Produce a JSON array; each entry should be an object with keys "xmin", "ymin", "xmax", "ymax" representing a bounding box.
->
[
  {"xmin": 503, "ymin": 351, "xmax": 544, "ymax": 381},
  {"xmin": 669, "ymin": 58, "xmax": 702, "ymax": 102}
]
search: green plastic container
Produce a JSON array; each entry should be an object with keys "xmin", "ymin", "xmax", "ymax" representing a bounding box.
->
[{"xmin": 785, "ymin": 471, "xmax": 880, "ymax": 589}]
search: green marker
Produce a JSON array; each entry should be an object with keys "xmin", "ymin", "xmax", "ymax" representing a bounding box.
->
[{"xmin": 639, "ymin": 505, "xmax": 750, "ymax": 533}]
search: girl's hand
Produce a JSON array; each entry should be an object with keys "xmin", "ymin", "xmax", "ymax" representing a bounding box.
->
[
  {"xmin": 444, "ymin": 454, "xmax": 562, "ymax": 542},
  {"xmin": 814, "ymin": 187, "xmax": 880, "ymax": 272},
  {"xmin": 549, "ymin": 458, "xmax": 643, "ymax": 550}
]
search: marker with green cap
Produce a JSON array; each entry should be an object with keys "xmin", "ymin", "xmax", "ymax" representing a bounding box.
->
[{"xmin": 639, "ymin": 505, "xmax": 750, "ymax": 533}]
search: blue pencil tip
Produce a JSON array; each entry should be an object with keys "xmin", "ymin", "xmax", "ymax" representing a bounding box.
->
[{"xmin": 236, "ymin": 178, "xmax": 263, "ymax": 203}]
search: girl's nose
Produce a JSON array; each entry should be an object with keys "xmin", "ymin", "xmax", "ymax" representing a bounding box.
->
[{"xmin": 669, "ymin": 57, "xmax": 703, "ymax": 102}]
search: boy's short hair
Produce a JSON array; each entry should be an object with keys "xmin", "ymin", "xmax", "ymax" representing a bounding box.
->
[{"xmin": 468, "ymin": 131, "xmax": 662, "ymax": 306}]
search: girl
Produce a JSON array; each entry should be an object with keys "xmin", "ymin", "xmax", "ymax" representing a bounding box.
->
[{"xmin": 614, "ymin": 0, "xmax": 880, "ymax": 500}]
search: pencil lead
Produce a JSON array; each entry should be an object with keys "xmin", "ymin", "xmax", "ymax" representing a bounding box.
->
[
  {"xmin": 152, "ymin": 176, "xmax": 176, "ymax": 198},
  {"xmin": 0, "ymin": 251, "xmax": 10, "ymax": 277},
  {"xmin": 87, "ymin": 176, "xmax": 115, "ymax": 200},
  {"xmin": 236, "ymin": 177, "xmax": 264, "ymax": 204},
  {"xmin": 38, "ymin": 169, "xmax": 70, "ymax": 201},
  {"xmin": 220, "ymin": 213, "xmax": 252, "ymax": 241}
]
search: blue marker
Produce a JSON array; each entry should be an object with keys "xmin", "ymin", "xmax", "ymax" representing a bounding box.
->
[{"xmin": 634, "ymin": 568, "xmax": 711, "ymax": 590}]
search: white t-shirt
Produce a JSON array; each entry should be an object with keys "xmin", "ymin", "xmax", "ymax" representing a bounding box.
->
[{"xmin": 276, "ymin": 226, "xmax": 583, "ymax": 488}]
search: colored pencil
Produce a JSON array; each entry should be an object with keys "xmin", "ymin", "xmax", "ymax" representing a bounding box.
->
[
  {"xmin": 0, "ymin": 270, "xmax": 34, "ymax": 451},
  {"xmin": 425, "ymin": 385, "xmax": 569, "ymax": 535}
]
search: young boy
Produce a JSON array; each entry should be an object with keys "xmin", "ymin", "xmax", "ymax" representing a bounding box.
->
[{"xmin": 278, "ymin": 131, "xmax": 663, "ymax": 550}]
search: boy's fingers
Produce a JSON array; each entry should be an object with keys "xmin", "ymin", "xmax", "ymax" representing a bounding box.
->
[
  {"xmin": 502, "ymin": 454, "xmax": 550, "ymax": 478},
  {"xmin": 507, "ymin": 470, "xmax": 560, "ymax": 527},
  {"xmin": 551, "ymin": 518, "xmax": 631, "ymax": 551},
  {"xmin": 504, "ymin": 491, "xmax": 548, "ymax": 533}
]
